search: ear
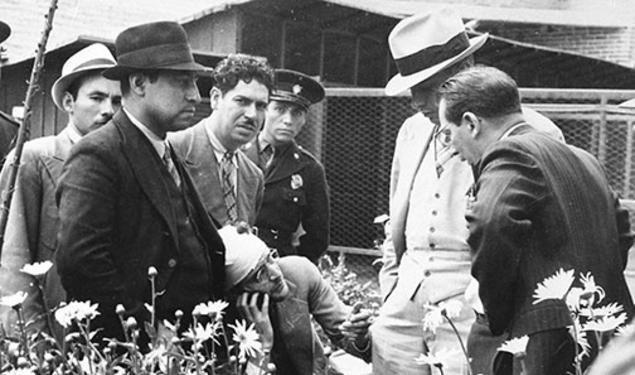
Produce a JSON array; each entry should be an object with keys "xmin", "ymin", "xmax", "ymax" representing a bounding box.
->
[
  {"xmin": 61, "ymin": 92, "xmax": 75, "ymax": 113},
  {"xmin": 128, "ymin": 73, "xmax": 147, "ymax": 96},
  {"xmin": 210, "ymin": 87, "xmax": 222, "ymax": 110},
  {"xmin": 462, "ymin": 112, "xmax": 481, "ymax": 138}
]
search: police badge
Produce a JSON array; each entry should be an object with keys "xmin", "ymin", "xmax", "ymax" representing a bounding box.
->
[{"xmin": 291, "ymin": 174, "xmax": 303, "ymax": 189}]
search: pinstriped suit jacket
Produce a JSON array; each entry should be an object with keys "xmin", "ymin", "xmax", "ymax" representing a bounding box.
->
[{"xmin": 468, "ymin": 125, "xmax": 634, "ymax": 337}]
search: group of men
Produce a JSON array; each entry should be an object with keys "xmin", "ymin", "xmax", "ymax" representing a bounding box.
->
[
  {"xmin": 0, "ymin": 18, "xmax": 346, "ymax": 375},
  {"xmin": 371, "ymin": 8, "xmax": 634, "ymax": 375},
  {"xmin": 0, "ymin": 6, "xmax": 634, "ymax": 375}
]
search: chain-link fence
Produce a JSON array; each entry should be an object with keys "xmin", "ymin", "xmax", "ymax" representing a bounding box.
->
[{"xmin": 297, "ymin": 88, "xmax": 635, "ymax": 285}]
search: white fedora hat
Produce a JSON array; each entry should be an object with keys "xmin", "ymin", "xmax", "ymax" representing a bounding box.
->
[
  {"xmin": 51, "ymin": 43, "xmax": 116, "ymax": 110},
  {"xmin": 385, "ymin": 8, "xmax": 488, "ymax": 96}
]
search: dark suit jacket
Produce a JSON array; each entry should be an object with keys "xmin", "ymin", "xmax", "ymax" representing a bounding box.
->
[
  {"xmin": 469, "ymin": 125, "xmax": 634, "ymax": 338},
  {"xmin": 271, "ymin": 256, "xmax": 369, "ymax": 375},
  {"xmin": 56, "ymin": 111, "xmax": 225, "ymax": 340},
  {"xmin": 168, "ymin": 120, "xmax": 264, "ymax": 226},
  {"xmin": 243, "ymin": 139, "xmax": 330, "ymax": 262}
]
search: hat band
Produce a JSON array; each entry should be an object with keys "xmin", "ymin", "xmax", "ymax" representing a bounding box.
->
[
  {"xmin": 271, "ymin": 92, "xmax": 311, "ymax": 109},
  {"xmin": 395, "ymin": 32, "xmax": 470, "ymax": 76},
  {"xmin": 73, "ymin": 58, "xmax": 116, "ymax": 72},
  {"xmin": 117, "ymin": 42, "xmax": 195, "ymax": 69}
]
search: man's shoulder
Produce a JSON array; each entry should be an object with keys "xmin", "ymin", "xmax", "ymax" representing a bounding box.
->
[
  {"xmin": 168, "ymin": 119, "xmax": 203, "ymax": 144},
  {"xmin": 236, "ymin": 150, "xmax": 263, "ymax": 177},
  {"xmin": 397, "ymin": 112, "xmax": 435, "ymax": 141},
  {"xmin": 279, "ymin": 256, "xmax": 320, "ymax": 283}
]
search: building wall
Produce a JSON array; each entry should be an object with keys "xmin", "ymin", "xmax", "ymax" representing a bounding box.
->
[{"xmin": 483, "ymin": 23, "xmax": 635, "ymax": 67}]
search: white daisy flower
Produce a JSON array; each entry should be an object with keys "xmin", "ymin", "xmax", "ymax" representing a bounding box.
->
[
  {"xmin": 0, "ymin": 291, "xmax": 27, "ymax": 308},
  {"xmin": 533, "ymin": 268, "xmax": 574, "ymax": 305},
  {"xmin": 497, "ymin": 335, "xmax": 530, "ymax": 355},
  {"xmin": 20, "ymin": 260, "xmax": 53, "ymax": 277}
]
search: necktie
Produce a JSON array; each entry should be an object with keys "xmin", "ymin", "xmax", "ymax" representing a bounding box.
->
[
  {"xmin": 221, "ymin": 151, "xmax": 237, "ymax": 224},
  {"xmin": 261, "ymin": 144, "xmax": 274, "ymax": 168},
  {"xmin": 162, "ymin": 143, "xmax": 181, "ymax": 188}
]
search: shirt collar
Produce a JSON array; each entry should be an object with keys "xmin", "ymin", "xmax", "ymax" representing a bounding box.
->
[
  {"xmin": 124, "ymin": 108, "xmax": 166, "ymax": 158},
  {"xmin": 258, "ymin": 133, "xmax": 273, "ymax": 152},
  {"xmin": 499, "ymin": 121, "xmax": 529, "ymax": 140},
  {"xmin": 66, "ymin": 122, "xmax": 83, "ymax": 145},
  {"xmin": 205, "ymin": 118, "xmax": 236, "ymax": 164}
]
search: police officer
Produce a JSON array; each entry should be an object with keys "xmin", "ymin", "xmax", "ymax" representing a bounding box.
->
[{"xmin": 244, "ymin": 69, "xmax": 329, "ymax": 263}]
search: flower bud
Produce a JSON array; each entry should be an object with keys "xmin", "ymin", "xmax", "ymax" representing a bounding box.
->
[
  {"xmin": 126, "ymin": 316, "xmax": 137, "ymax": 328},
  {"xmin": 148, "ymin": 266, "xmax": 158, "ymax": 278},
  {"xmin": 17, "ymin": 356, "xmax": 29, "ymax": 367},
  {"xmin": 175, "ymin": 309, "xmax": 183, "ymax": 319},
  {"xmin": 266, "ymin": 363, "xmax": 277, "ymax": 373},
  {"xmin": 115, "ymin": 304, "xmax": 126, "ymax": 315}
]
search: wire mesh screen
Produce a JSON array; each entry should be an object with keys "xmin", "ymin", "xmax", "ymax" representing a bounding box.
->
[{"xmin": 293, "ymin": 89, "xmax": 635, "ymax": 283}]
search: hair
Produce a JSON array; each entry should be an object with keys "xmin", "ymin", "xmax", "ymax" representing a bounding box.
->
[
  {"xmin": 213, "ymin": 53, "xmax": 274, "ymax": 95},
  {"xmin": 65, "ymin": 71, "xmax": 106, "ymax": 99},
  {"xmin": 119, "ymin": 70, "xmax": 160, "ymax": 96},
  {"xmin": 438, "ymin": 65, "xmax": 521, "ymax": 125}
]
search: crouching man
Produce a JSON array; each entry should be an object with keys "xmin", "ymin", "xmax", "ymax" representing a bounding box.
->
[{"xmin": 219, "ymin": 226, "xmax": 372, "ymax": 375}]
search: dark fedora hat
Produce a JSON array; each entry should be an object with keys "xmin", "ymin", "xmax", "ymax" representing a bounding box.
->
[
  {"xmin": 271, "ymin": 69, "xmax": 325, "ymax": 110},
  {"xmin": 103, "ymin": 21, "xmax": 208, "ymax": 79},
  {"xmin": 0, "ymin": 21, "xmax": 11, "ymax": 44}
]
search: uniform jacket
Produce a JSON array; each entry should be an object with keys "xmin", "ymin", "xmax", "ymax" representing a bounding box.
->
[
  {"xmin": 0, "ymin": 111, "xmax": 18, "ymax": 163},
  {"xmin": 169, "ymin": 120, "xmax": 264, "ymax": 226},
  {"xmin": 0, "ymin": 128, "xmax": 72, "ymax": 338},
  {"xmin": 56, "ymin": 111, "xmax": 225, "ymax": 340},
  {"xmin": 271, "ymin": 256, "xmax": 370, "ymax": 375},
  {"xmin": 243, "ymin": 138, "xmax": 330, "ymax": 262},
  {"xmin": 469, "ymin": 125, "xmax": 634, "ymax": 338}
]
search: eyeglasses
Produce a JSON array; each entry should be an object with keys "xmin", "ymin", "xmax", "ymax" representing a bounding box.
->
[{"xmin": 254, "ymin": 249, "xmax": 280, "ymax": 282}]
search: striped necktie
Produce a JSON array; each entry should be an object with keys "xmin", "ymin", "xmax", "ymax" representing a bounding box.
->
[
  {"xmin": 162, "ymin": 143, "xmax": 181, "ymax": 188},
  {"xmin": 261, "ymin": 144, "xmax": 275, "ymax": 168},
  {"xmin": 221, "ymin": 151, "xmax": 237, "ymax": 224}
]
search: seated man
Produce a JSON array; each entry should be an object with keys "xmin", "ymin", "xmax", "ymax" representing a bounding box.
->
[{"xmin": 219, "ymin": 226, "xmax": 371, "ymax": 375}]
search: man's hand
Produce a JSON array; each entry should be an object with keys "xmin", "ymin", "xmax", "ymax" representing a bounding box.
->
[
  {"xmin": 237, "ymin": 292, "xmax": 274, "ymax": 351},
  {"xmin": 339, "ymin": 302, "xmax": 373, "ymax": 347}
]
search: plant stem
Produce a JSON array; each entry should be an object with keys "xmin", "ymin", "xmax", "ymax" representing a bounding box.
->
[
  {"xmin": 443, "ymin": 314, "xmax": 472, "ymax": 375},
  {"xmin": 150, "ymin": 276, "xmax": 156, "ymax": 327},
  {"xmin": 36, "ymin": 281, "xmax": 58, "ymax": 348},
  {"xmin": 15, "ymin": 306, "xmax": 29, "ymax": 359}
]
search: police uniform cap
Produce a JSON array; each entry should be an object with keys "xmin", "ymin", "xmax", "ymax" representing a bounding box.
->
[{"xmin": 271, "ymin": 69, "xmax": 325, "ymax": 110}]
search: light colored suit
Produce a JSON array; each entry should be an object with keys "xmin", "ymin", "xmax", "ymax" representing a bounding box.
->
[
  {"xmin": 169, "ymin": 120, "xmax": 264, "ymax": 226},
  {"xmin": 0, "ymin": 128, "xmax": 73, "ymax": 339}
]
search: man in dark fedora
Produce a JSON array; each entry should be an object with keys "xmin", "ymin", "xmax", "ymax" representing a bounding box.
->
[
  {"xmin": 371, "ymin": 9, "xmax": 564, "ymax": 375},
  {"xmin": 56, "ymin": 21, "xmax": 225, "ymax": 342},
  {"xmin": 243, "ymin": 69, "xmax": 330, "ymax": 263},
  {"xmin": 0, "ymin": 20, "xmax": 18, "ymax": 162},
  {"xmin": 0, "ymin": 43, "xmax": 120, "ymax": 342}
]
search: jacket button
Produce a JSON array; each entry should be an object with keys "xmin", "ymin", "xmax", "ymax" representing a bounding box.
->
[
  {"xmin": 168, "ymin": 258, "xmax": 177, "ymax": 268},
  {"xmin": 293, "ymin": 197, "xmax": 298, "ymax": 203}
]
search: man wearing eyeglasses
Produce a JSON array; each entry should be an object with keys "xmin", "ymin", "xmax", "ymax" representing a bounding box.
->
[{"xmin": 220, "ymin": 226, "xmax": 372, "ymax": 375}]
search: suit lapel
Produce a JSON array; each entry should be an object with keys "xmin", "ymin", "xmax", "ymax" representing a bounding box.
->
[
  {"xmin": 115, "ymin": 111, "xmax": 179, "ymax": 244},
  {"xmin": 235, "ymin": 152, "xmax": 257, "ymax": 222},
  {"xmin": 181, "ymin": 123, "xmax": 227, "ymax": 223},
  {"xmin": 42, "ymin": 128, "xmax": 74, "ymax": 185},
  {"xmin": 266, "ymin": 142, "xmax": 303, "ymax": 184},
  {"xmin": 392, "ymin": 120, "xmax": 437, "ymax": 261}
]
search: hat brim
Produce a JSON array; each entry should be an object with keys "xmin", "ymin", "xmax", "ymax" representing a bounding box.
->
[
  {"xmin": 385, "ymin": 34, "xmax": 488, "ymax": 96},
  {"xmin": 0, "ymin": 21, "xmax": 10, "ymax": 44},
  {"xmin": 102, "ymin": 61, "xmax": 211, "ymax": 80},
  {"xmin": 51, "ymin": 64, "xmax": 116, "ymax": 110}
]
